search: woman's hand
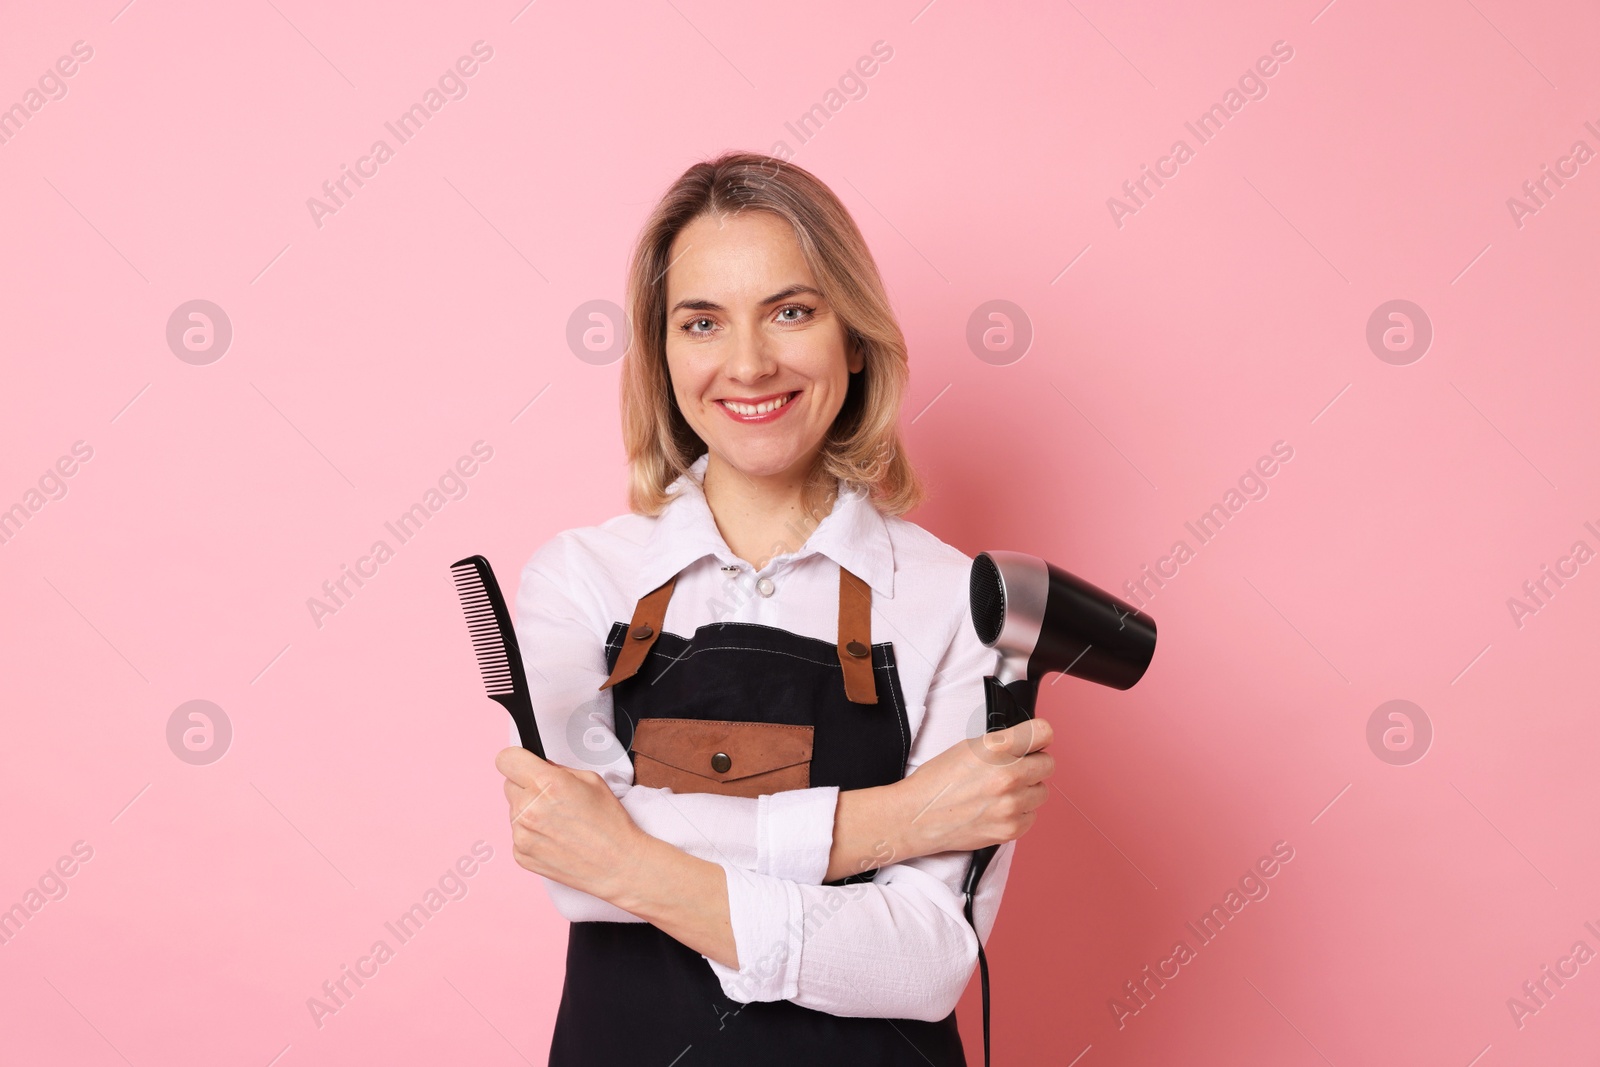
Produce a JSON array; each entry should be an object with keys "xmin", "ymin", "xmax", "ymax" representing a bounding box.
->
[
  {"xmin": 894, "ymin": 718, "xmax": 1055, "ymax": 857},
  {"xmin": 496, "ymin": 747, "xmax": 651, "ymax": 905}
]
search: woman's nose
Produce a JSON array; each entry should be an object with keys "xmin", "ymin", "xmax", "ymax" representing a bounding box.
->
[{"xmin": 721, "ymin": 322, "xmax": 779, "ymax": 381}]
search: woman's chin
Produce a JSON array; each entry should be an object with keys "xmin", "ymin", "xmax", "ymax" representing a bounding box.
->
[{"xmin": 709, "ymin": 443, "xmax": 816, "ymax": 482}]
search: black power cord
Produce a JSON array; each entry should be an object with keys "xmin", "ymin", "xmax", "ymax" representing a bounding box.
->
[
  {"xmin": 959, "ymin": 675, "xmax": 1031, "ymax": 1067},
  {"xmin": 963, "ymin": 886, "xmax": 992, "ymax": 1067}
]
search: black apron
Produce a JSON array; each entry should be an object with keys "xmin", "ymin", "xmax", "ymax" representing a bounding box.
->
[{"xmin": 547, "ymin": 563, "xmax": 968, "ymax": 1066}]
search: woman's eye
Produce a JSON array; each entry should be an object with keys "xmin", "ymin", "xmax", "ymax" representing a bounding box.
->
[{"xmin": 680, "ymin": 306, "xmax": 813, "ymax": 336}]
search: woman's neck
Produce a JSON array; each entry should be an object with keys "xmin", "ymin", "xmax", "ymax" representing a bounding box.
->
[{"xmin": 700, "ymin": 451, "xmax": 838, "ymax": 570}]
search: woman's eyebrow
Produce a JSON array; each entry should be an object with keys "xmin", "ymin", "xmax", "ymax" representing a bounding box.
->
[{"xmin": 669, "ymin": 284, "xmax": 824, "ymax": 314}]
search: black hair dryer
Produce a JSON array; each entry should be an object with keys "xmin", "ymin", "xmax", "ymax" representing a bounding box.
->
[
  {"xmin": 961, "ymin": 550, "xmax": 1157, "ymax": 900},
  {"xmin": 957, "ymin": 552, "xmax": 1157, "ymax": 1067}
]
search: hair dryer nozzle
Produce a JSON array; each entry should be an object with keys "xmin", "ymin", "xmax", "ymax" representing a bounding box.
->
[{"xmin": 970, "ymin": 551, "xmax": 1157, "ymax": 699}]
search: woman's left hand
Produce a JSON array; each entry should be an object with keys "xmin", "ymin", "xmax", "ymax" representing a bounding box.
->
[{"xmin": 496, "ymin": 747, "xmax": 650, "ymax": 904}]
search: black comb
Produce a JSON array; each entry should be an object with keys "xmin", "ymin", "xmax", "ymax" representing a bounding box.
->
[{"xmin": 449, "ymin": 554, "xmax": 546, "ymax": 759}]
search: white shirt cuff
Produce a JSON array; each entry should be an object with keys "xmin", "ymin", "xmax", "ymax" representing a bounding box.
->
[
  {"xmin": 757, "ymin": 786, "xmax": 839, "ymax": 883},
  {"xmin": 703, "ymin": 864, "xmax": 802, "ymax": 1003},
  {"xmin": 539, "ymin": 874, "xmax": 640, "ymax": 923}
]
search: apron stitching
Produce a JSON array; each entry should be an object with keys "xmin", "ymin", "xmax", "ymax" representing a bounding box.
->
[
  {"xmin": 647, "ymin": 640, "xmax": 701, "ymax": 687},
  {"xmin": 881, "ymin": 652, "xmax": 909, "ymax": 768},
  {"xmin": 607, "ymin": 631, "xmax": 894, "ymax": 665},
  {"xmin": 624, "ymin": 618, "xmax": 875, "ymax": 645},
  {"xmin": 608, "ymin": 639, "xmax": 906, "ymax": 761},
  {"xmin": 629, "ymin": 643, "xmax": 877, "ymax": 673},
  {"xmin": 607, "ymin": 623, "xmax": 895, "ymax": 665}
]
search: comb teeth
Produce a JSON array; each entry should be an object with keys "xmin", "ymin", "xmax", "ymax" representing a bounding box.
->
[
  {"xmin": 449, "ymin": 553, "xmax": 545, "ymax": 759},
  {"xmin": 450, "ymin": 560, "xmax": 516, "ymax": 696}
]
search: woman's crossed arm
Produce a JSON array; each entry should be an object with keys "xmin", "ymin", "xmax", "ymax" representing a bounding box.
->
[{"xmin": 499, "ymin": 714, "xmax": 1052, "ymax": 1019}]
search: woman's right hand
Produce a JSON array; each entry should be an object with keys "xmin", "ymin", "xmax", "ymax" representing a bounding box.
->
[{"xmin": 894, "ymin": 718, "xmax": 1056, "ymax": 858}]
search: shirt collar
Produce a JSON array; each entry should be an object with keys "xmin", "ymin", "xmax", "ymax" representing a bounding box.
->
[{"xmin": 633, "ymin": 452, "xmax": 895, "ymax": 600}]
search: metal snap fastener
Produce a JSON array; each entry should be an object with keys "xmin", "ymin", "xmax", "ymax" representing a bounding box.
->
[
  {"xmin": 711, "ymin": 752, "xmax": 732, "ymax": 773},
  {"xmin": 845, "ymin": 640, "xmax": 869, "ymax": 658},
  {"xmin": 630, "ymin": 624, "xmax": 654, "ymax": 640},
  {"xmin": 756, "ymin": 577, "xmax": 775, "ymax": 597}
]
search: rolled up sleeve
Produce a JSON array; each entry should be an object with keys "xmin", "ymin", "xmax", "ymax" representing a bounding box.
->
[
  {"xmin": 704, "ymin": 841, "xmax": 1017, "ymax": 1020},
  {"xmin": 702, "ymin": 580, "xmax": 1017, "ymax": 1020}
]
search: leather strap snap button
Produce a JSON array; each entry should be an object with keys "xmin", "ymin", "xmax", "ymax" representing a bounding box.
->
[
  {"xmin": 845, "ymin": 640, "xmax": 869, "ymax": 658},
  {"xmin": 630, "ymin": 624, "xmax": 654, "ymax": 640},
  {"xmin": 710, "ymin": 752, "xmax": 732, "ymax": 773}
]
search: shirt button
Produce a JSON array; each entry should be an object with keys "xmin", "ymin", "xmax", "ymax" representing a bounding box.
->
[{"xmin": 755, "ymin": 577, "xmax": 775, "ymax": 597}]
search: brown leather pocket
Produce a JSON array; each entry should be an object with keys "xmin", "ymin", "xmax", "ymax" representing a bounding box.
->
[{"xmin": 630, "ymin": 719, "xmax": 813, "ymax": 799}]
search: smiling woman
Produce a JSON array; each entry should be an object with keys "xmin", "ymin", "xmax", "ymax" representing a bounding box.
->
[
  {"xmin": 497, "ymin": 151, "xmax": 1055, "ymax": 1067},
  {"xmin": 618, "ymin": 153, "xmax": 922, "ymax": 529},
  {"xmin": 657, "ymin": 209, "xmax": 872, "ymax": 536}
]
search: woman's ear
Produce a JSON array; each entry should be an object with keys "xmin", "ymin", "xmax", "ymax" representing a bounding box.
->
[{"xmin": 847, "ymin": 332, "xmax": 866, "ymax": 374}]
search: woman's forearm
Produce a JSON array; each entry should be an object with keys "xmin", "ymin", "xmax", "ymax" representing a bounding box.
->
[
  {"xmin": 604, "ymin": 780, "xmax": 930, "ymax": 967},
  {"xmin": 823, "ymin": 782, "xmax": 921, "ymax": 883},
  {"xmin": 601, "ymin": 779, "xmax": 940, "ymax": 964},
  {"xmin": 609, "ymin": 833, "xmax": 741, "ymax": 968}
]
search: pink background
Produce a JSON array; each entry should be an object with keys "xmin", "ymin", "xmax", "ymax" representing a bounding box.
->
[{"xmin": 3, "ymin": 0, "xmax": 1598, "ymax": 1063}]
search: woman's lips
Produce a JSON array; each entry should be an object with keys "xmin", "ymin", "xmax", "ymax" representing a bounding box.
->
[{"xmin": 716, "ymin": 390, "xmax": 798, "ymax": 424}]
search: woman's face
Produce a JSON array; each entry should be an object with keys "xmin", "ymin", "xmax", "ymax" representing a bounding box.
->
[{"xmin": 662, "ymin": 210, "xmax": 863, "ymax": 486}]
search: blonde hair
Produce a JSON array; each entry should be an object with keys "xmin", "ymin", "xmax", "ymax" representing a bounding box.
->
[{"xmin": 619, "ymin": 150, "xmax": 924, "ymax": 517}]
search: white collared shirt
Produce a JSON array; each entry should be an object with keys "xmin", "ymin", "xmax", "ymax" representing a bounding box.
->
[{"xmin": 512, "ymin": 452, "xmax": 1016, "ymax": 1021}]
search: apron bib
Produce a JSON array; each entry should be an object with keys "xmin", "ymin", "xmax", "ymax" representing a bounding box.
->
[{"xmin": 547, "ymin": 564, "xmax": 967, "ymax": 1066}]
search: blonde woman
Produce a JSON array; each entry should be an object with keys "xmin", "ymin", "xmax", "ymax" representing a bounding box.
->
[{"xmin": 496, "ymin": 151, "xmax": 1055, "ymax": 1066}]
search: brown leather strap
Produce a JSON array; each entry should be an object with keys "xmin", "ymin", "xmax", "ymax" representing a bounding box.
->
[
  {"xmin": 837, "ymin": 566, "xmax": 877, "ymax": 704},
  {"xmin": 598, "ymin": 564, "xmax": 877, "ymax": 704},
  {"xmin": 599, "ymin": 574, "xmax": 678, "ymax": 690}
]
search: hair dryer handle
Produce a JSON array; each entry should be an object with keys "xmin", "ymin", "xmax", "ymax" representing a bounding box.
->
[{"xmin": 962, "ymin": 675, "xmax": 1035, "ymax": 899}]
